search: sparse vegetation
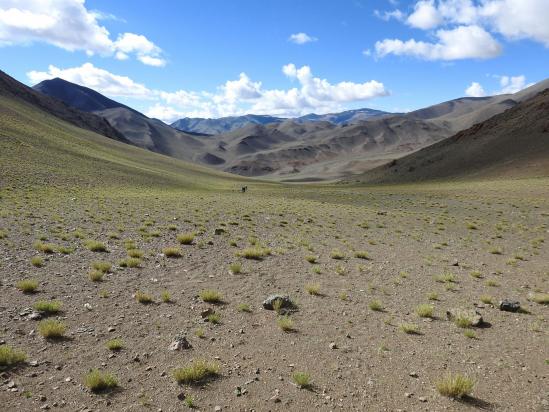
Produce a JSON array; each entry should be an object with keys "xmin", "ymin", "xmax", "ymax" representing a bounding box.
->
[
  {"xmin": 84, "ymin": 239, "xmax": 108, "ymax": 252},
  {"xmin": 416, "ymin": 304, "xmax": 434, "ymax": 318},
  {"xmin": 399, "ymin": 323, "xmax": 420, "ymax": 334},
  {"xmin": 177, "ymin": 232, "xmax": 195, "ymax": 245},
  {"xmin": 238, "ymin": 246, "xmax": 271, "ymax": 260},
  {"xmin": 237, "ymin": 303, "xmax": 251, "ymax": 312},
  {"xmin": 277, "ymin": 315, "xmax": 294, "ymax": 332},
  {"xmin": 33, "ymin": 300, "xmax": 62, "ymax": 314},
  {"xmin": 31, "ymin": 256, "xmax": 44, "ymax": 267},
  {"xmin": 38, "ymin": 319, "xmax": 66, "ymax": 339},
  {"xmin": 369, "ymin": 299, "xmax": 383, "ymax": 311},
  {"xmin": 135, "ymin": 291, "xmax": 153, "ymax": 304},
  {"xmin": 199, "ymin": 289, "xmax": 222, "ymax": 303},
  {"xmin": 172, "ymin": 360, "xmax": 219, "ymax": 384},
  {"xmin": 229, "ymin": 262, "xmax": 242, "ymax": 274},
  {"xmin": 292, "ymin": 371, "xmax": 311, "ymax": 388},
  {"xmin": 17, "ymin": 279, "xmax": 38, "ymax": 293},
  {"xmin": 163, "ymin": 247, "xmax": 182, "ymax": 257},
  {"xmin": 436, "ymin": 373, "xmax": 474, "ymax": 398},
  {"xmin": 106, "ymin": 339, "xmax": 124, "ymax": 351},
  {"xmin": 0, "ymin": 345, "xmax": 27, "ymax": 368},
  {"xmin": 305, "ymin": 283, "xmax": 321, "ymax": 295},
  {"xmin": 84, "ymin": 369, "xmax": 118, "ymax": 392}
]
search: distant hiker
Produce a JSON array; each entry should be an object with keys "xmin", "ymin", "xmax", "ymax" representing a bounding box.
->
[{"xmin": 241, "ymin": 186, "xmax": 247, "ymax": 193}]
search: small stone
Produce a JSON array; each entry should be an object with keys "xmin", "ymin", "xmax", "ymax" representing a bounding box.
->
[
  {"xmin": 7, "ymin": 381, "xmax": 16, "ymax": 388},
  {"xmin": 65, "ymin": 377, "xmax": 71, "ymax": 382},
  {"xmin": 499, "ymin": 299, "xmax": 521, "ymax": 312},
  {"xmin": 169, "ymin": 335, "xmax": 192, "ymax": 351},
  {"xmin": 39, "ymin": 395, "xmax": 47, "ymax": 402},
  {"xmin": 409, "ymin": 372, "xmax": 418, "ymax": 378},
  {"xmin": 262, "ymin": 295, "xmax": 292, "ymax": 310},
  {"xmin": 84, "ymin": 303, "xmax": 92, "ymax": 311},
  {"xmin": 40, "ymin": 404, "xmax": 50, "ymax": 410},
  {"xmin": 404, "ymin": 392, "xmax": 413, "ymax": 398},
  {"xmin": 234, "ymin": 386, "xmax": 242, "ymax": 396},
  {"xmin": 419, "ymin": 397, "xmax": 427, "ymax": 402},
  {"xmin": 29, "ymin": 311, "xmax": 42, "ymax": 320},
  {"xmin": 108, "ymin": 326, "xmax": 116, "ymax": 332},
  {"xmin": 214, "ymin": 406, "xmax": 222, "ymax": 411},
  {"xmin": 177, "ymin": 392, "xmax": 186, "ymax": 401},
  {"xmin": 329, "ymin": 342, "xmax": 338, "ymax": 350},
  {"xmin": 201, "ymin": 308, "xmax": 214, "ymax": 318}
]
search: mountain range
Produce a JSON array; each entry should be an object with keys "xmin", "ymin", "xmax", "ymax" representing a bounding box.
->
[
  {"xmin": 6, "ymin": 71, "xmax": 545, "ymax": 183},
  {"xmin": 170, "ymin": 108, "xmax": 391, "ymax": 135}
]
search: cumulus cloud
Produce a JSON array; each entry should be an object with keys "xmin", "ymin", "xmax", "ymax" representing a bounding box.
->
[
  {"xmin": 288, "ymin": 32, "xmax": 317, "ymax": 44},
  {"xmin": 406, "ymin": 0, "xmax": 442, "ymax": 29},
  {"xmin": 375, "ymin": 25, "xmax": 501, "ymax": 60},
  {"xmin": 374, "ymin": 9, "xmax": 405, "ymax": 22},
  {"xmin": 374, "ymin": 0, "xmax": 549, "ymax": 61},
  {"xmin": 28, "ymin": 62, "xmax": 388, "ymax": 122},
  {"xmin": 464, "ymin": 74, "xmax": 533, "ymax": 97},
  {"xmin": 465, "ymin": 81, "xmax": 486, "ymax": 97},
  {"xmin": 27, "ymin": 63, "xmax": 153, "ymax": 99},
  {"xmin": 0, "ymin": 0, "xmax": 165, "ymax": 66}
]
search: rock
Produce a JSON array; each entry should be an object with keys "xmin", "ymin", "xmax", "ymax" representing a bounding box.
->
[
  {"xmin": 409, "ymin": 372, "xmax": 418, "ymax": 378},
  {"xmin": 214, "ymin": 406, "xmax": 222, "ymax": 411},
  {"xmin": 29, "ymin": 311, "xmax": 43, "ymax": 320},
  {"xmin": 234, "ymin": 386, "xmax": 242, "ymax": 396},
  {"xmin": 329, "ymin": 342, "xmax": 338, "ymax": 350},
  {"xmin": 7, "ymin": 381, "xmax": 16, "ymax": 388},
  {"xmin": 214, "ymin": 228, "xmax": 225, "ymax": 235},
  {"xmin": 418, "ymin": 397, "xmax": 427, "ymax": 402},
  {"xmin": 177, "ymin": 392, "xmax": 186, "ymax": 401},
  {"xmin": 404, "ymin": 392, "xmax": 413, "ymax": 398},
  {"xmin": 84, "ymin": 303, "xmax": 92, "ymax": 311},
  {"xmin": 446, "ymin": 308, "xmax": 483, "ymax": 326},
  {"xmin": 201, "ymin": 308, "xmax": 214, "ymax": 318},
  {"xmin": 262, "ymin": 295, "xmax": 292, "ymax": 310},
  {"xmin": 169, "ymin": 335, "xmax": 192, "ymax": 351},
  {"xmin": 499, "ymin": 299, "xmax": 521, "ymax": 312},
  {"xmin": 107, "ymin": 327, "xmax": 116, "ymax": 332}
]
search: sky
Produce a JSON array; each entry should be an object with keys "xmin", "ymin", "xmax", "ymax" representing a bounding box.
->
[{"xmin": 1, "ymin": 0, "xmax": 548, "ymax": 122}]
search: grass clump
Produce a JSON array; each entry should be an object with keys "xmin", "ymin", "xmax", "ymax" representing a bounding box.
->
[
  {"xmin": 480, "ymin": 295, "xmax": 493, "ymax": 304},
  {"xmin": 177, "ymin": 233, "xmax": 195, "ymax": 245},
  {"xmin": 38, "ymin": 319, "xmax": 66, "ymax": 339},
  {"xmin": 435, "ymin": 273, "xmax": 456, "ymax": 283},
  {"xmin": 127, "ymin": 249, "xmax": 144, "ymax": 258},
  {"xmin": 92, "ymin": 261, "xmax": 111, "ymax": 273},
  {"xmin": 172, "ymin": 360, "xmax": 219, "ymax": 384},
  {"xmin": 399, "ymin": 323, "xmax": 420, "ymax": 334},
  {"xmin": 17, "ymin": 279, "xmax": 38, "ymax": 293},
  {"xmin": 368, "ymin": 299, "xmax": 383, "ymax": 312},
  {"xmin": 88, "ymin": 270, "xmax": 104, "ymax": 282},
  {"xmin": 135, "ymin": 291, "xmax": 153, "ymax": 304},
  {"xmin": 105, "ymin": 339, "xmax": 124, "ymax": 351},
  {"xmin": 161, "ymin": 290, "xmax": 171, "ymax": 303},
  {"xmin": 0, "ymin": 345, "xmax": 27, "ymax": 368},
  {"xmin": 207, "ymin": 312, "xmax": 221, "ymax": 324},
  {"xmin": 463, "ymin": 329, "xmax": 476, "ymax": 339},
  {"xmin": 119, "ymin": 257, "xmax": 141, "ymax": 268},
  {"xmin": 84, "ymin": 240, "xmax": 108, "ymax": 252},
  {"xmin": 199, "ymin": 289, "xmax": 222, "ymax": 303},
  {"xmin": 292, "ymin": 371, "xmax": 311, "ymax": 388},
  {"xmin": 34, "ymin": 241, "xmax": 56, "ymax": 253},
  {"xmin": 305, "ymin": 255, "xmax": 317, "ymax": 263},
  {"xmin": 238, "ymin": 246, "xmax": 271, "ymax": 260},
  {"xmin": 31, "ymin": 256, "xmax": 44, "ymax": 267},
  {"xmin": 84, "ymin": 369, "xmax": 118, "ymax": 393},
  {"xmin": 454, "ymin": 314, "xmax": 474, "ymax": 328},
  {"xmin": 354, "ymin": 251, "xmax": 369, "ymax": 259},
  {"xmin": 416, "ymin": 304, "xmax": 434, "ymax": 318},
  {"xmin": 330, "ymin": 249, "xmax": 345, "ymax": 260},
  {"xmin": 277, "ymin": 315, "xmax": 294, "ymax": 332},
  {"xmin": 163, "ymin": 247, "xmax": 182, "ymax": 258},
  {"xmin": 33, "ymin": 300, "xmax": 62, "ymax": 314},
  {"xmin": 528, "ymin": 293, "xmax": 549, "ymax": 304},
  {"xmin": 435, "ymin": 373, "xmax": 474, "ymax": 398},
  {"xmin": 229, "ymin": 262, "xmax": 242, "ymax": 274},
  {"xmin": 427, "ymin": 292, "xmax": 439, "ymax": 301},
  {"xmin": 305, "ymin": 283, "xmax": 321, "ymax": 295},
  {"xmin": 237, "ymin": 303, "xmax": 251, "ymax": 312}
]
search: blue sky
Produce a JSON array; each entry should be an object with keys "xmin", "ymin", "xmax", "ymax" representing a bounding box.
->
[{"xmin": 1, "ymin": 0, "xmax": 548, "ymax": 121}]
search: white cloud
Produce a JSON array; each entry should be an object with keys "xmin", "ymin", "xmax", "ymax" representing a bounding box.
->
[
  {"xmin": 465, "ymin": 81, "xmax": 486, "ymax": 97},
  {"xmin": 407, "ymin": 0, "xmax": 442, "ymax": 29},
  {"xmin": 288, "ymin": 32, "xmax": 317, "ymax": 44},
  {"xmin": 374, "ymin": 9, "xmax": 405, "ymax": 22},
  {"xmin": 464, "ymin": 74, "xmax": 533, "ymax": 97},
  {"xmin": 29, "ymin": 62, "xmax": 388, "ymax": 122},
  {"xmin": 0, "ymin": 0, "xmax": 165, "ymax": 65},
  {"xmin": 497, "ymin": 75, "xmax": 532, "ymax": 94},
  {"xmin": 27, "ymin": 63, "xmax": 153, "ymax": 99},
  {"xmin": 375, "ymin": 25, "xmax": 501, "ymax": 60}
]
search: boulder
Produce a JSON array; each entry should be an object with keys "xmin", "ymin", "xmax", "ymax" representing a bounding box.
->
[
  {"xmin": 169, "ymin": 334, "xmax": 192, "ymax": 351},
  {"xmin": 262, "ymin": 295, "xmax": 292, "ymax": 310},
  {"xmin": 499, "ymin": 299, "xmax": 521, "ymax": 312}
]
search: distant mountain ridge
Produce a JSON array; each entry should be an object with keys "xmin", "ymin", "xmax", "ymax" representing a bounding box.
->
[{"xmin": 171, "ymin": 108, "xmax": 392, "ymax": 134}]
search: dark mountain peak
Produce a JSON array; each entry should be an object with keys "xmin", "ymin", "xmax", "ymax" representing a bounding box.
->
[{"xmin": 33, "ymin": 77, "xmax": 132, "ymax": 113}]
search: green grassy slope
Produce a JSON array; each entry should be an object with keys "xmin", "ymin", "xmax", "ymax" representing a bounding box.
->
[{"xmin": 0, "ymin": 95, "xmax": 255, "ymax": 194}]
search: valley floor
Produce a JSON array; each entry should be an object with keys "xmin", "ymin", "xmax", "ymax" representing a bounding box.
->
[{"xmin": 1, "ymin": 178, "xmax": 548, "ymax": 411}]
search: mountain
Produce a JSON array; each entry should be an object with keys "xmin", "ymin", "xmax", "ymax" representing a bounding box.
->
[
  {"xmin": 295, "ymin": 108, "xmax": 391, "ymax": 124},
  {"xmin": 1, "ymin": 75, "xmax": 247, "ymax": 192},
  {"xmin": 171, "ymin": 114, "xmax": 284, "ymax": 135},
  {"xmin": 356, "ymin": 88, "xmax": 549, "ymax": 184},
  {"xmin": 170, "ymin": 108, "xmax": 391, "ymax": 134},
  {"xmin": 33, "ymin": 77, "xmax": 206, "ymax": 162},
  {"xmin": 33, "ymin": 77, "xmax": 132, "ymax": 112},
  {"xmin": 0, "ymin": 71, "xmax": 127, "ymax": 143}
]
